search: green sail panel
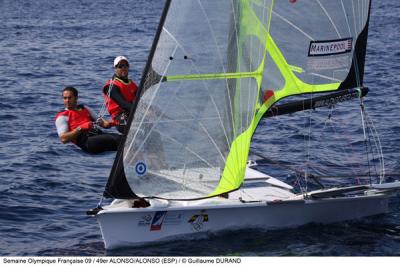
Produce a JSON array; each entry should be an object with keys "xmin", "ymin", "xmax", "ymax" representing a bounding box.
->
[{"xmin": 122, "ymin": 0, "xmax": 273, "ymax": 199}]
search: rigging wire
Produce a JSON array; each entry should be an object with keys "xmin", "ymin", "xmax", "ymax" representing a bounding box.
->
[
  {"xmin": 279, "ymin": 93, "xmax": 384, "ymax": 192},
  {"xmin": 321, "ymin": 105, "xmax": 365, "ymax": 185},
  {"xmin": 304, "ymin": 109, "xmax": 314, "ymax": 195},
  {"xmin": 362, "ymin": 104, "xmax": 386, "ymax": 183},
  {"xmin": 369, "ymin": 121, "xmax": 385, "ymax": 183},
  {"xmin": 359, "ymin": 97, "xmax": 373, "ymax": 185},
  {"xmin": 88, "ymin": 78, "xmax": 115, "ymax": 132}
]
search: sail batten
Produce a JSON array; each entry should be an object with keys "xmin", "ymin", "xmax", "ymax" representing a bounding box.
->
[{"xmin": 165, "ymin": 71, "xmax": 262, "ymax": 82}]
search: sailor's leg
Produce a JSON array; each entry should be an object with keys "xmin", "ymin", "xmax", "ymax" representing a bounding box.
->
[{"xmin": 80, "ymin": 133, "xmax": 121, "ymax": 154}]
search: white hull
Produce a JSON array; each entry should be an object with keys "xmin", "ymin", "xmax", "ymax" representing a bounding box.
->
[
  {"xmin": 94, "ymin": 168, "xmax": 399, "ymax": 249},
  {"xmin": 97, "ymin": 194, "xmax": 389, "ymax": 250}
]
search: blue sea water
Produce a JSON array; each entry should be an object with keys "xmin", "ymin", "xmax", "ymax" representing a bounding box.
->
[{"xmin": 0, "ymin": 0, "xmax": 399, "ymax": 256}]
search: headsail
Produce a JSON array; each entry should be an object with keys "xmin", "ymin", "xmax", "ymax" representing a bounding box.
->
[{"xmin": 105, "ymin": 0, "xmax": 274, "ymax": 199}]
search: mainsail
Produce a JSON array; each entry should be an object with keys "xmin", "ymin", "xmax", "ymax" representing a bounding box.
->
[
  {"xmin": 256, "ymin": 0, "xmax": 371, "ymax": 123},
  {"xmin": 104, "ymin": 0, "xmax": 371, "ymax": 200}
]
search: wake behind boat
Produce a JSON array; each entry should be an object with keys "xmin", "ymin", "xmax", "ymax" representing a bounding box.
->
[{"xmin": 88, "ymin": 0, "xmax": 400, "ymax": 249}]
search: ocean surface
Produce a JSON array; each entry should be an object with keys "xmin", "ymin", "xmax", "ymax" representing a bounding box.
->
[{"xmin": 0, "ymin": 0, "xmax": 399, "ymax": 256}]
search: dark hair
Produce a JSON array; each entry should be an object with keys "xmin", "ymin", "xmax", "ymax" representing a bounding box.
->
[{"xmin": 62, "ymin": 86, "xmax": 78, "ymax": 97}]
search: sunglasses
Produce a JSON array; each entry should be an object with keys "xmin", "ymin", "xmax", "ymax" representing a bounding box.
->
[{"xmin": 116, "ymin": 64, "xmax": 129, "ymax": 69}]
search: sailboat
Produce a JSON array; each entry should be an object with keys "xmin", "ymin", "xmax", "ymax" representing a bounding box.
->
[{"xmin": 88, "ymin": 0, "xmax": 400, "ymax": 249}]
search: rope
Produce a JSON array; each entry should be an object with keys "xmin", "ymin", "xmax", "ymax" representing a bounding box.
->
[
  {"xmin": 362, "ymin": 104, "xmax": 386, "ymax": 183},
  {"xmin": 359, "ymin": 98, "xmax": 373, "ymax": 185}
]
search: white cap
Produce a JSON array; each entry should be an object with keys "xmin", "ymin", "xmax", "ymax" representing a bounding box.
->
[{"xmin": 113, "ymin": 56, "xmax": 129, "ymax": 67}]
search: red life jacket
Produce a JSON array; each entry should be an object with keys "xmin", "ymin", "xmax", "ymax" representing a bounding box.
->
[
  {"xmin": 55, "ymin": 105, "xmax": 93, "ymax": 143},
  {"xmin": 102, "ymin": 77, "xmax": 138, "ymax": 119}
]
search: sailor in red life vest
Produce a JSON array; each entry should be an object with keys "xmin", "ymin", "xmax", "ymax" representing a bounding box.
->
[
  {"xmin": 55, "ymin": 86, "xmax": 121, "ymax": 154},
  {"xmin": 102, "ymin": 56, "xmax": 138, "ymax": 133}
]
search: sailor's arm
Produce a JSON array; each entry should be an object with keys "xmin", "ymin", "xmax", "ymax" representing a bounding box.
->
[
  {"xmin": 58, "ymin": 123, "xmax": 93, "ymax": 143},
  {"xmin": 86, "ymin": 106, "xmax": 116, "ymax": 129},
  {"xmin": 55, "ymin": 116, "xmax": 79, "ymax": 144},
  {"xmin": 59, "ymin": 129, "xmax": 80, "ymax": 144},
  {"xmin": 96, "ymin": 118, "xmax": 117, "ymax": 129}
]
